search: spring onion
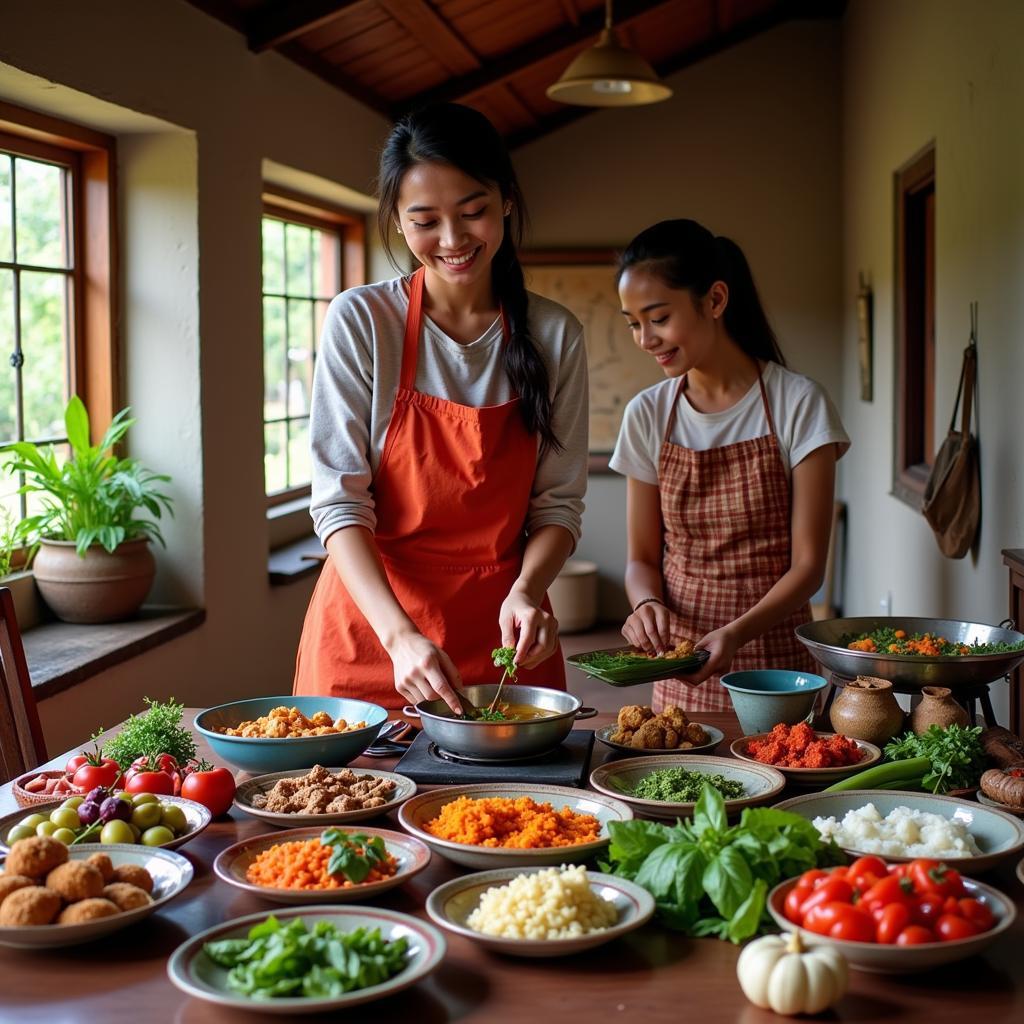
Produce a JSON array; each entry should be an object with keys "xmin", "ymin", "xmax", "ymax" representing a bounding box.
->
[{"xmin": 823, "ymin": 755, "xmax": 932, "ymax": 792}]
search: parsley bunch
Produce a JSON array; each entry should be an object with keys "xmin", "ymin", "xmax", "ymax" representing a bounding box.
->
[
  {"xmin": 99, "ymin": 696, "xmax": 196, "ymax": 770},
  {"xmin": 884, "ymin": 724, "xmax": 986, "ymax": 793}
]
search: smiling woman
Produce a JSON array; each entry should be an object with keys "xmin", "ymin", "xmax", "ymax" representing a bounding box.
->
[{"xmin": 292, "ymin": 104, "xmax": 589, "ymax": 716}]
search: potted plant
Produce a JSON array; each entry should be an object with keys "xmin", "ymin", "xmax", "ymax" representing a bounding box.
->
[
  {"xmin": 3, "ymin": 396, "xmax": 173, "ymax": 624},
  {"xmin": 0, "ymin": 505, "xmax": 41, "ymax": 629}
]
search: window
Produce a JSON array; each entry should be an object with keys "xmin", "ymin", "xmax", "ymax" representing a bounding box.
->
[
  {"xmin": 261, "ymin": 189, "xmax": 364, "ymax": 505},
  {"xmin": 0, "ymin": 101, "xmax": 115, "ymax": 528},
  {"xmin": 893, "ymin": 143, "xmax": 935, "ymax": 507}
]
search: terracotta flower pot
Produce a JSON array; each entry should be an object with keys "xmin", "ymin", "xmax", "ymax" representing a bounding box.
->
[{"xmin": 33, "ymin": 538, "xmax": 155, "ymax": 624}]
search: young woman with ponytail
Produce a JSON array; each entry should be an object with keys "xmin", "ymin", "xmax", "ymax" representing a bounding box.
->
[
  {"xmin": 609, "ymin": 219, "xmax": 848, "ymax": 712},
  {"xmin": 293, "ymin": 104, "xmax": 588, "ymax": 712}
]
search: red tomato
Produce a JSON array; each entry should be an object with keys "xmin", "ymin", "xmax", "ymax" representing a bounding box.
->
[
  {"xmin": 848, "ymin": 855, "xmax": 887, "ymax": 892},
  {"xmin": 793, "ymin": 869, "xmax": 830, "ymax": 896},
  {"xmin": 124, "ymin": 770, "xmax": 175, "ymax": 796},
  {"xmin": 797, "ymin": 877, "xmax": 854, "ymax": 921},
  {"xmin": 875, "ymin": 903, "xmax": 911, "ymax": 944},
  {"xmin": 935, "ymin": 914, "xmax": 982, "ymax": 942},
  {"xmin": 72, "ymin": 760, "xmax": 121, "ymax": 791},
  {"xmin": 957, "ymin": 898, "xmax": 995, "ymax": 931},
  {"xmin": 861, "ymin": 874, "xmax": 912, "ymax": 912},
  {"xmin": 896, "ymin": 925, "xmax": 936, "ymax": 946},
  {"xmin": 887, "ymin": 863, "xmax": 909, "ymax": 878},
  {"xmin": 65, "ymin": 753, "xmax": 90, "ymax": 776},
  {"xmin": 912, "ymin": 894, "xmax": 947, "ymax": 927},
  {"xmin": 803, "ymin": 902, "xmax": 876, "ymax": 942},
  {"xmin": 908, "ymin": 859, "xmax": 964, "ymax": 898},
  {"xmin": 784, "ymin": 887, "xmax": 807, "ymax": 924},
  {"xmin": 181, "ymin": 766, "xmax": 236, "ymax": 816}
]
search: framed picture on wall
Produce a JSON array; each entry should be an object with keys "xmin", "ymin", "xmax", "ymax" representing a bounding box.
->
[{"xmin": 521, "ymin": 249, "xmax": 663, "ymax": 472}]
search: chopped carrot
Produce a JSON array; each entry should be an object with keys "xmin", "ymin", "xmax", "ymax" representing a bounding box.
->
[{"xmin": 245, "ymin": 838, "xmax": 398, "ymax": 890}]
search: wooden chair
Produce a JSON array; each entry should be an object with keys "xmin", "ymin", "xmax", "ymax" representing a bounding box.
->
[{"xmin": 0, "ymin": 586, "xmax": 47, "ymax": 784}]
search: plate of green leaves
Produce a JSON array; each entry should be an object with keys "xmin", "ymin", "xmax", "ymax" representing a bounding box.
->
[
  {"xmin": 167, "ymin": 906, "xmax": 446, "ymax": 1014},
  {"xmin": 568, "ymin": 646, "xmax": 710, "ymax": 686},
  {"xmin": 213, "ymin": 825, "xmax": 431, "ymax": 905}
]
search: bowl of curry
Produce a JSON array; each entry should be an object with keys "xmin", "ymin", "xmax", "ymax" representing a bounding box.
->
[{"xmin": 412, "ymin": 685, "xmax": 597, "ymax": 761}]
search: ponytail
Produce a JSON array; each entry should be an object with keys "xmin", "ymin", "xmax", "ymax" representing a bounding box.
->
[
  {"xmin": 376, "ymin": 103, "xmax": 560, "ymax": 451},
  {"xmin": 617, "ymin": 219, "xmax": 785, "ymax": 365}
]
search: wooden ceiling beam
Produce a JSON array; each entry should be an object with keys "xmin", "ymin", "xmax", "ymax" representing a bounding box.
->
[
  {"xmin": 247, "ymin": 0, "xmax": 368, "ymax": 52},
  {"xmin": 277, "ymin": 39, "xmax": 394, "ymax": 116},
  {"xmin": 390, "ymin": 0, "xmax": 675, "ymax": 115},
  {"xmin": 377, "ymin": 0, "xmax": 481, "ymax": 75}
]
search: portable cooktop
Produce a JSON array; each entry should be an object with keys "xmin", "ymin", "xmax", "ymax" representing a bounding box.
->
[{"xmin": 393, "ymin": 729, "xmax": 595, "ymax": 786}]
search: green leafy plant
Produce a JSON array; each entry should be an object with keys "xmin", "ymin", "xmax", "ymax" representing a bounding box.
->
[
  {"xmin": 320, "ymin": 829, "xmax": 390, "ymax": 883},
  {"xmin": 0, "ymin": 505, "xmax": 16, "ymax": 577},
  {"xmin": 97, "ymin": 696, "xmax": 197, "ymax": 770},
  {"xmin": 2, "ymin": 395, "xmax": 173, "ymax": 559},
  {"xmin": 883, "ymin": 724, "xmax": 986, "ymax": 793}
]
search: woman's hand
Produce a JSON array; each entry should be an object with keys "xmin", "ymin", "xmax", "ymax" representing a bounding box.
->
[
  {"xmin": 684, "ymin": 624, "xmax": 743, "ymax": 685},
  {"xmin": 499, "ymin": 588, "xmax": 559, "ymax": 670},
  {"xmin": 384, "ymin": 631, "xmax": 464, "ymax": 714},
  {"xmin": 621, "ymin": 601, "xmax": 677, "ymax": 655}
]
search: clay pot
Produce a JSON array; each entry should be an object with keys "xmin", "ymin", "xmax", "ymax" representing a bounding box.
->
[
  {"xmin": 910, "ymin": 686, "xmax": 970, "ymax": 734},
  {"xmin": 33, "ymin": 538, "xmax": 155, "ymax": 624},
  {"xmin": 829, "ymin": 675, "xmax": 906, "ymax": 745}
]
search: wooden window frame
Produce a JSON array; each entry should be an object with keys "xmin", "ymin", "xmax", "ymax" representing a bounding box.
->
[
  {"xmin": 261, "ymin": 187, "xmax": 365, "ymax": 508},
  {"xmin": 892, "ymin": 143, "xmax": 936, "ymax": 508},
  {"xmin": 0, "ymin": 100, "xmax": 118, "ymax": 447}
]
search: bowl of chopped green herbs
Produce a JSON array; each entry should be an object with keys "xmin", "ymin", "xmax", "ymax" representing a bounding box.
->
[
  {"xmin": 167, "ymin": 906, "xmax": 446, "ymax": 1014},
  {"xmin": 588, "ymin": 755, "xmax": 785, "ymax": 821}
]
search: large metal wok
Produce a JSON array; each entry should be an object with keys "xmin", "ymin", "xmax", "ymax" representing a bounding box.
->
[
  {"xmin": 796, "ymin": 617, "xmax": 1024, "ymax": 689},
  {"xmin": 411, "ymin": 685, "xmax": 596, "ymax": 761}
]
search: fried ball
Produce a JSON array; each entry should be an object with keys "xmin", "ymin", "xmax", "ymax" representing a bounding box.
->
[
  {"xmin": 0, "ymin": 873, "xmax": 35, "ymax": 904},
  {"xmin": 686, "ymin": 722, "xmax": 709, "ymax": 745},
  {"xmin": 102, "ymin": 882, "xmax": 152, "ymax": 911},
  {"xmin": 46, "ymin": 861, "xmax": 104, "ymax": 903},
  {"xmin": 86, "ymin": 852, "xmax": 115, "ymax": 883},
  {"xmin": 109, "ymin": 864, "xmax": 154, "ymax": 894},
  {"xmin": 659, "ymin": 705, "xmax": 690, "ymax": 732},
  {"xmin": 0, "ymin": 885, "xmax": 61, "ymax": 926},
  {"xmin": 617, "ymin": 705, "xmax": 651, "ymax": 731},
  {"xmin": 56, "ymin": 898, "xmax": 120, "ymax": 925},
  {"xmin": 609, "ymin": 728, "xmax": 634, "ymax": 745},
  {"xmin": 632, "ymin": 720, "xmax": 667, "ymax": 749},
  {"xmin": 4, "ymin": 836, "xmax": 68, "ymax": 880}
]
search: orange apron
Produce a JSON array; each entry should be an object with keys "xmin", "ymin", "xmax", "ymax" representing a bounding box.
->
[
  {"xmin": 294, "ymin": 268, "xmax": 566, "ymax": 707},
  {"xmin": 655, "ymin": 369, "xmax": 814, "ymax": 713}
]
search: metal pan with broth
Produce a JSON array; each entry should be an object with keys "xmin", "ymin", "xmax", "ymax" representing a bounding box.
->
[{"xmin": 461, "ymin": 703, "xmax": 558, "ymax": 723}]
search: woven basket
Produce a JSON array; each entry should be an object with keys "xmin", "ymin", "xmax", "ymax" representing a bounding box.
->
[{"xmin": 11, "ymin": 769, "xmax": 82, "ymax": 808}]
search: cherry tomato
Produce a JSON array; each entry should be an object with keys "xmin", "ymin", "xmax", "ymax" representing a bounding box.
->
[
  {"xmin": 65, "ymin": 753, "xmax": 90, "ymax": 776},
  {"xmin": 72, "ymin": 760, "xmax": 121, "ymax": 791},
  {"xmin": 957, "ymin": 898, "xmax": 995, "ymax": 931},
  {"xmin": 935, "ymin": 914, "xmax": 982, "ymax": 942},
  {"xmin": 912, "ymin": 894, "xmax": 947, "ymax": 927},
  {"xmin": 784, "ymin": 886, "xmax": 807, "ymax": 924},
  {"xmin": 803, "ymin": 902, "xmax": 876, "ymax": 942},
  {"xmin": 181, "ymin": 765, "xmax": 236, "ymax": 816},
  {"xmin": 908, "ymin": 859, "xmax": 964, "ymax": 898},
  {"xmin": 793, "ymin": 869, "xmax": 830, "ymax": 896},
  {"xmin": 847, "ymin": 855, "xmax": 887, "ymax": 892},
  {"xmin": 887, "ymin": 863, "xmax": 909, "ymax": 878},
  {"xmin": 896, "ymin": 925, "xmax": 936, "ymax": 946},
  {"xmin": 797, "ymin": 877, "xmax": 854, "ymax": 921},
  {"xmin": 861, "ymin": 874, "xmax": 913, "ymax": 912},
  {"xmin": 124, "ymin": 770, "xmax": 175, "ymax": 796},
  {"xmin": 875, "ymin": 902, "xmax": 911, "ymax": 944}
]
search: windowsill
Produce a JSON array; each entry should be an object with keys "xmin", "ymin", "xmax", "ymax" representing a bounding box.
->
[
  {"xmin": 24, "ymin": 607, "xmax": 206, "ymax": 701},
  {"xmin": 268, "ymin": 534, "xmax": 325, "ymax": 585}
]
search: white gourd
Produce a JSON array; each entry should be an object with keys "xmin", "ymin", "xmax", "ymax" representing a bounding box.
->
[{"xmin": 737, "ymin": 931, "xmax": 848, "ymax": 1016}]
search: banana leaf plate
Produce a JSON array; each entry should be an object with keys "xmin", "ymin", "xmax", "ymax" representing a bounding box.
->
[{"xmin": 567, "ymin": 647, "xmax": 710, "ymax": 686}]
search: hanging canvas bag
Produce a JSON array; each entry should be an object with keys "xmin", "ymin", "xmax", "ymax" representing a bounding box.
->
[{"xmin": 921, "ymin": 319, "xmax": 980, "ymax": 559}]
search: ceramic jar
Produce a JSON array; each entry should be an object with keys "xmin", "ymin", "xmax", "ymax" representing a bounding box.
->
[
  {"xmin": 829, "ymin": 676, "xmax": 906, "ymax": 745},
  {"xmin": 909, "ymin": 686, "xmax": 970, "ymax": 734}
]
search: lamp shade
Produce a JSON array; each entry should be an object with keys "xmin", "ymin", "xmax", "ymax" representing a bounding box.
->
[{"xmin": 546, "ymin": 29, "xmax": 673, "ymax": 107}]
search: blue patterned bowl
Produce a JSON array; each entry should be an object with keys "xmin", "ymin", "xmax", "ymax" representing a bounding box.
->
[
  {"xmin": 720, "ymin": 669, "xmax": 828, "ymax": 735},
  {"xmin": 194, "ymin": 696, "xmax": 388, "ymax": 773}
]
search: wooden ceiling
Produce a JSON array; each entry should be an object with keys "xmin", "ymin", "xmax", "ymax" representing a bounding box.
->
[{"xmin": 186, "ymin": 0, "xmax": 844, "ymax": 146}]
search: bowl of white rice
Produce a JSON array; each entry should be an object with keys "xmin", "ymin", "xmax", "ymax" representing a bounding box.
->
[
  {"xmin": 424, "ymin": 865, "xmax": 654, "ymax": 957},
  {"xmin": 773, "ymin": 790, "xmax": 1024, "ymax": 873}
]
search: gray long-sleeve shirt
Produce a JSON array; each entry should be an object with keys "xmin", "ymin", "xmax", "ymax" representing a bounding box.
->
[{"xmin": 309, "ymin": 276, "xmax": 588, "ymax": 546}]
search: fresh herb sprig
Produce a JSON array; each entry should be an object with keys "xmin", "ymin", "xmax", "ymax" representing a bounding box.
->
[
  {"xmin": 98, "ymin": 696, "xmax": 197, "ymax": 770},
  {"xmin": 491, "ymin": 646, "xmax": 518, "ymax": 684},
  {"xmin": 603, "ymin": 784, "xmax": 843, "ymax": 943},
  {"xmin": 320, "ymin": 829, "xmax": 389, "ymax": 884},
  {"xmin": 203, "ymin": 915, "xmax": 409, "ymax": 999},
  {"xmin": 884, "ymin": 724, "xmax": 986, "ymax": 793}
]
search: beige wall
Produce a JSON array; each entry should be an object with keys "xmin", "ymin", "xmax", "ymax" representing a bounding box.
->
[
  {"xmin": 515, "ymin": 19, "xmax": 844, "ymax": 620},
  {"xmin": 840, "ymin": 0, "xmax": 1024, "ymax": 721},
  {"xmin": 0, "ymin": 0, "xmax": 389, "ymax": 751}
]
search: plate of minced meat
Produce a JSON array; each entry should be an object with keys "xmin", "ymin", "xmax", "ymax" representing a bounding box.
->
[{"xmin": 233, "ymin": 765, "xmax": 417, "ymax": 829}]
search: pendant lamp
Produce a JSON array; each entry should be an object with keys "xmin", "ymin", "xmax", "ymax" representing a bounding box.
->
[{"xmin": 546, "ymin": 0, "xmax": 672, "ymax": 107}]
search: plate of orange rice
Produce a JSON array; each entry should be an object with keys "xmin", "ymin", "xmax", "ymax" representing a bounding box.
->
[
  {"xmin": 396, "ymin": 783, "xmax": 633, "ymax": 869},
  {"xmin": 212, "ymin": 825, "xmax": 431, "ymax": 905}
]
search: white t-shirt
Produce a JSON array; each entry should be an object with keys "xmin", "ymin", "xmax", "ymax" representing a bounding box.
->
[{"xmin": 609, "ymin": 361, "xmax": 849, "ymax": 485}]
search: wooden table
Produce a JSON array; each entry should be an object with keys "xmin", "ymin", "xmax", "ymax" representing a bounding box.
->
[{"xmin": 2, "ymin": 711, "xmax": 1023, "ymax": 1023}]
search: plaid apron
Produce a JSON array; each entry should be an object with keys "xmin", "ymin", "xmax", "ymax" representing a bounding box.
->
[{"xmin": 654, "ymin": 370, "xmax": 814, "ymax": 712}]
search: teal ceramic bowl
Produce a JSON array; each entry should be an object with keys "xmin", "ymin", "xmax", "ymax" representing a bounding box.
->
[
  {"xmin": 194, "ymin": 696, "xmax": 388, "ymax": 773},
  {"xmin": 719, "ymin": 670, "xmax": 828, "ymax": 735},
  {"xmin": 773, "ymin": 790, "xmax": 1024, "ymax": 874}
]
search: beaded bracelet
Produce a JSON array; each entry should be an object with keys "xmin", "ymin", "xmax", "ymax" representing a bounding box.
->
[{"xmin": 632, "ymin": 597, "xmax": 665, "ymax": 613}]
